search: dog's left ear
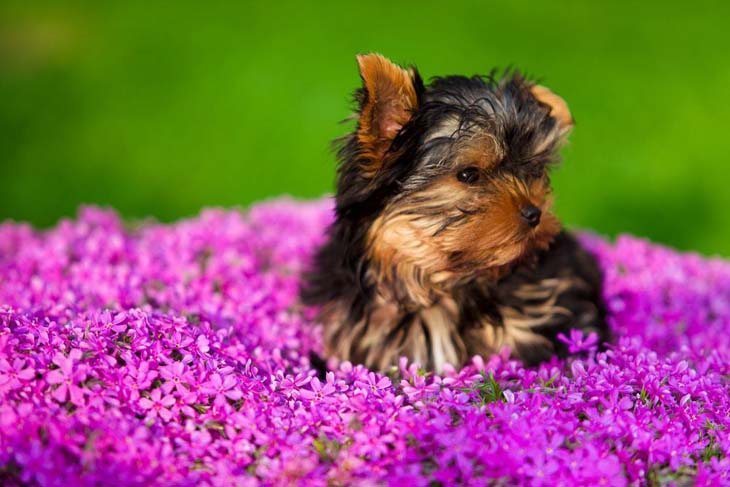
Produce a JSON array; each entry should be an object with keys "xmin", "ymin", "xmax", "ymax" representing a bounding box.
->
[
  {"xmin": 530, "ymin": 85, "xmax": 573, "ymax": 136},
  {"xmin": 355, "ymin": 53, "xmax": 423, "ymax": 175}
]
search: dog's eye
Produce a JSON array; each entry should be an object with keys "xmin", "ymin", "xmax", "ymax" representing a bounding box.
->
[{"xmin": 456, "ymin": 166, "xmax": 480, "ymax": 184}]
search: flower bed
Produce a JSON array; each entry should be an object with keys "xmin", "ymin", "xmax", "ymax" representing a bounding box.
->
[{"xmin": 0, "ymin": 199, "xmax": 728, "ymax": 485}]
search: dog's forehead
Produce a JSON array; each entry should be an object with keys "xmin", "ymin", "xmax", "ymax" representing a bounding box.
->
[
  {"xmin": 418, "ymin": 96, "xmax": 506, "ymax": 172},
  {"xmin": 420, "ymin": 82, "xmax": 506, "ymax": 148},
  {"xmin": 423, "ymin": 115, "xmax": 462, "ymax": 144},
  {"xmin": 422, "ymin": 117, "xmax": 503, "ymax": 168},
  {"xmin": 412, "ymin": 76, "xmax": 559, "ymax": 172}
]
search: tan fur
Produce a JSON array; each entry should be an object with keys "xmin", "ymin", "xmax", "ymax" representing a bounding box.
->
[
  {"xmin": 366, "ymin": 175, "xmax": 559, "ymax": 306},
  {"xmin": 352, "ymin": 171, "xmax": 565, "ymax": 371},
  {"xmin": 419, "ymin": 297, "xmax": 464, "ymax": 371},
  {"xmin": 530, "ymin": 85, "xmax": 573, "ymax": 134},
  {"xmin": 424, "ymin": 115, "xmax": 461, "ymax": 143},
  {"xmin": 456, "ymin": 132, "xmax": 505, "ymax": 171},
  {"xmin": 460, "ymin": 277, "xmax": 582, "ymax": 363},
  {"xmin": 315, "ymin": 55, "xmax": 592, "ymax": 373},
  {"xmin": 323, "ymin": 295, "xmax": 467, "ymax": 372},
  {"xmin": 495, "ymin": 277, "xmax": 577, "ymax": 354},
  {"xmin": 322, "ymin": 277, "xmax": 584, "ymax": 372},
  {"xmin": 356, "ymin": 54, "xmax": 419, "ymax": 177}
]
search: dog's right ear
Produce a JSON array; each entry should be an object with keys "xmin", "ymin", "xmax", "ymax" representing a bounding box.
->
[{"xmin": 355, "ymin": 54, "xmax": 423, "ymax": 176}]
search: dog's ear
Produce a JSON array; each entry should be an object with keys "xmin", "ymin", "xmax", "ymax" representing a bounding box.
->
[
  {"xmin": 355, "ymin": 53, "xmax": 423, "ymax": 175},
  {"xmin": 530, "ymin": 84, "xmax": 573, "ymax": 136}
]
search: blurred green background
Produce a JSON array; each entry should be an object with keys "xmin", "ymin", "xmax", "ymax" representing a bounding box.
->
[{"xmin": 1, "ymin": 1, "xmax": 729, "ymax": 255}]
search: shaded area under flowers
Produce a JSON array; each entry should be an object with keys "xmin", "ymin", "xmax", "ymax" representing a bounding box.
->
[{"xmin": 0, "ymin": 198, "xmax": 729, "ymax": 486}]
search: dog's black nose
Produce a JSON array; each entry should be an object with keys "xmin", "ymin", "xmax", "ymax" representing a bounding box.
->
[{"xmin": 521, "ymin": 205, "xmax": 541, "ymax": 227}]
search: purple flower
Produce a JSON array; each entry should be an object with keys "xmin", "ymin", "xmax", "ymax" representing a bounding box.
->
[
  {"xmin": 200, "ymin": 372, "xmax": 243, "ymax": 405},
  {"xmin": 354, "ymin": 371, "xmax": 392, "ymax": 398},
  {"xmin": 0, "ymin": 199, "xmax": 728, "ymax": 484},
  {"xmin": 45, "ymin": 349, "xmax": 87, "ymax": 405},
  {"xmin": 299, "ymin": 377, "xmax": 336, "ymax": 402},
  {"xmin": 557, "ymin": 329, "xmax": 600, "ymax": 353},
  {"xmin": 159, "ymin": 362, "xmax": 193, "ymax": 394},
  {"xmin": 0, "ymin": 357, "xmax": 36, "ymax": 391},
  {"xmin": 139, "ymin": 388, "xmax": 176, "ymax": 422},
  {"xmin": 122, "ymin": 359, "xmax": 158, "ymax": 400}
]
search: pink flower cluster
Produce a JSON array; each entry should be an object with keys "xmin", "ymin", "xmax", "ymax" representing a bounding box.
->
[{"xmin": 0, "ymin": 199, "xmax": 728, "ymax": 486}]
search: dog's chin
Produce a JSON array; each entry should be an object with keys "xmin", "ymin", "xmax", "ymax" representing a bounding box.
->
[
  {"xmin": 457, "ymin": 230, "xmax": 557, "ymax": 280},
  {"xmin": 447, "ymin": 244, "xmax": 524, "ymax": 282}
]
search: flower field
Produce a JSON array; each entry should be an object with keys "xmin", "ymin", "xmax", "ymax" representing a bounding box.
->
[{"xmin": 0, "ymin": 199, "xmax": 728, "ymax": 485}]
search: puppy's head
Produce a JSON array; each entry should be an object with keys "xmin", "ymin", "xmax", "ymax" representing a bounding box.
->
[{"xmin": 336, "ymin": 54, "xmax": 572, "ymax": 298}]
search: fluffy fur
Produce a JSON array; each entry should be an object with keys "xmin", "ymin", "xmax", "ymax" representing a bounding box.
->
[{"xmin": 303, "ymin": 54, "xmax": 608, "ymax": 372}]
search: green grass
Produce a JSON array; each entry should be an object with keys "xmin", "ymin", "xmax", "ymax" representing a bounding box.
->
[{"xmin": 1, "ymin": 1, "xmax": 729, "ymax": 255}]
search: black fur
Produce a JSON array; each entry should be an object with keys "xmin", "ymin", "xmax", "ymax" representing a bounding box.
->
[
  {"xmin": 303, "ymin": 64, "xmax": 608, "ymax": 371},
  {"xmin": 305, "ymin": 72, "xmax": 561, "ymax": 308},
  {"xmin": 493, "ymin": 231, "xmax": 609, "ymax": 364}
]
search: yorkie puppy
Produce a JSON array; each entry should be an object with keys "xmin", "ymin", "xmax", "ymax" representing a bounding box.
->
[{"xmin": 304, "ymin": 54, "xmax": 608, "ymax": 372}]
